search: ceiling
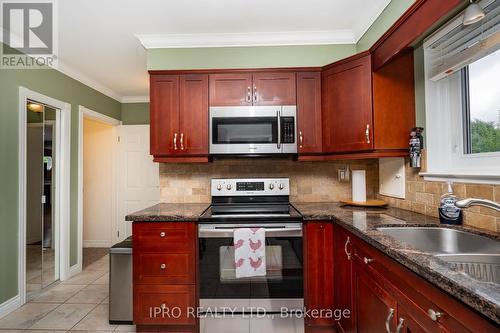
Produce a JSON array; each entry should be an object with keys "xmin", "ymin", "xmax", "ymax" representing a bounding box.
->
[{"xmin": 57, "ymin": 0, "xmax": 391, "ymax": 102}]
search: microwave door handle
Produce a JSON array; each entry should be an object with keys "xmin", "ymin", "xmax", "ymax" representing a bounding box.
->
[{"xmin": 277, "ymin": 110, "xmax": 281, "ymax": 150}]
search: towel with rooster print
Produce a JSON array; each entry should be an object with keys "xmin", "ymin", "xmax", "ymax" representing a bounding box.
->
[{"xmin": 233, "ymin": 227, "xmax": 266, "ymax": 278}]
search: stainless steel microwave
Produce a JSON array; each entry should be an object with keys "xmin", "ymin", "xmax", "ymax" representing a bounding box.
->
[{"xmin": 209, "ymin": 106, "xmax": 297, "ymax": 155}]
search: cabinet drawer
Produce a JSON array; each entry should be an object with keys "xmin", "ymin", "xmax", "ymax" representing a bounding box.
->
[
  {"xmin": 134, "ymin": 253, "xmax": 195, "ymax": 285},
  {"xmin": 133, "ymin": 222, "xmax": 195, "ymax": 253},
  {"xmin": 134, "ymin": 285, "xmax": 196, "ymax": 325}
]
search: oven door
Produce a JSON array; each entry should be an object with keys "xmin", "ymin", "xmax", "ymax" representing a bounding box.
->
[
  {"xmin": 209, "ymin": 106, "xmax": 282, "ymax": 154},
  {"xmin": 198, "ymin": 223, "xmax": 304, "ymax": 313}
]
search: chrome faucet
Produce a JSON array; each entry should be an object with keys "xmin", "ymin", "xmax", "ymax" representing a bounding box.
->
[{"xmin": 455, "ymin": 198, "xmax": 500, "ymax": 212}]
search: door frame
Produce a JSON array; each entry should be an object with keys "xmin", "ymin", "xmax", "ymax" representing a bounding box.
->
[
  {"xmin": 18, "ymin": 87, "xmax": 71, "ymax": 305},
  {"xmin": 76, "ymin": 106, "xmax": 121, "ymax": 274}
]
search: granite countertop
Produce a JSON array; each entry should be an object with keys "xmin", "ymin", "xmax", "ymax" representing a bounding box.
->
[
  {"xmin": 125, "ymin": 203, "xmax": 209, "ymax": 222},
  {"xmin": 293, "ymin": 202, "xmax": 500, "ymax": 325},
  {"xmin": 126, "ymin": 201, "xmax": 499, "ymax": 323}
]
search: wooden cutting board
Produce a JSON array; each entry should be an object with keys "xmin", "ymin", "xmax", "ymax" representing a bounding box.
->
[{"xmin": 340, "ymin": 199, "xmax": 388, "ymax": 207}]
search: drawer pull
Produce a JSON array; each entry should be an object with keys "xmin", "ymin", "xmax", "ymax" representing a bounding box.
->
[
  {"xmin": 364, "ymin": 257, "xmax": 374, "ymax": 264},
  {"xmin": 427, "ymin": 309, "xmax": 442, "ymax": 321},
  {"xmin": 385, "ymin": 308, "xmax": 395, "ymax": 333},
  {"xmin": 160, "ymin": 232, "xmax": 166, "ymax": 238},
  {"xmin": 160, "ymin": 263, "xmax": 167, "ymax": 270},
  {"xmin": 396, "ymin": 318, "xmax": 404, "ymax": 333}
]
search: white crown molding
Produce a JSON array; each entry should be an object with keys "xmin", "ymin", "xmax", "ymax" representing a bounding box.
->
[
  {"xmin": 1, "ymin": 32, "xmax": 125, "ymax": 102},
  {"xmin": 136, "ymin": 30, "xmax": 357, "ymax": 49},
  {"xmin": 56, "ymin": 60, "xmax": 123, "ymax": 102},
  {"xmin": 122, "ymin": 95, "xmax": 149, "ymax": 103},
  {"xmin": 353, "ymin": 0, "xmax": 392, "ymax": 42}
]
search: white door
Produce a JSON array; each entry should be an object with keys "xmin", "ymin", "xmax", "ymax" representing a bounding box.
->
[{"xmin": 117, "ymin": 125, "xmax": 160, "ymax": 240}]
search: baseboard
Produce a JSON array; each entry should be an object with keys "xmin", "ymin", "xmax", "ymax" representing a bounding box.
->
[
  {"xmin": 83, "ymin": 240, "xmax": 112, "ymax": 248},
  {"xmin": 0, "ymin": 295, "xmax": 21, "ymax": 319}
]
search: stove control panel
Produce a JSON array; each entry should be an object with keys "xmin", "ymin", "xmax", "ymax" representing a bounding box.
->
[{"xmin": 211, "ymin": 178, "xmax": 290, "ymax": 196}]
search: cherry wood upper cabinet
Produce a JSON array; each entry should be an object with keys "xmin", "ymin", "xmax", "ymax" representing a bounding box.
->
[
  {"xmin": 253, "ymin": 72, "xmax": 296, "ymax": 106},
  {"xmin": 304, "ymin": 222, "xmax": 334, "ymax": 327},
  {"xmin": 209, "ymin": 73, "xmax": 252, "ymax": 106},
  {"xmin": 296, "ymin": 72, "xmax": 322, "ymax": 154},
  {"xmin": 150, "ymin": 74, "xmax": 208, "ymax": 160},
  {"xmin": 322, "ymin": 53, "xmax": 373, "ymax": 153},
  {"xmin": 179, "ymin": 74, "xmax": 208, "ymax": 155},
  {"xmin": 150, "ymin": 75, "xmax": 179, "ymax": 156},
  {"xmin": 372, "ymin": 49, "xmax": 415, "ymax": 150}
]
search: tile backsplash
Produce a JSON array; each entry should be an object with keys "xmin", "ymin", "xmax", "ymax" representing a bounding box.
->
[
  {"xmin": 159, "ymin": 158, "xmax": 379, "ymax": 204},
  {"xmin": 378, "ymin": 158, "xmax": 500, "ymax": 233},
  {"xmin": 159, "ymin": 157, "xmax": 498, "ymax": 233}
]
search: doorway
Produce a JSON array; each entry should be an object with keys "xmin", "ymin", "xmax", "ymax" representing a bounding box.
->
[
  {"xmin": 78, "ymin": 106, "xmax": 121, "ymax": 271},
  {"xmin": 25, "ymin": 101, "xmax": 62, "ymax": 300}
]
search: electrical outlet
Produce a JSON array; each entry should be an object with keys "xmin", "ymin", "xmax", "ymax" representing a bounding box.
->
[{"xmin": 338, "ymin": 165, "xmax": 350, "ymax": 182}]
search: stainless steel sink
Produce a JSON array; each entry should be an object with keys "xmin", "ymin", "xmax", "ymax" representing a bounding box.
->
[
  {"xmin": 376, "ymin": 227, "xmax": 500, "ymax": 254},
  {"xmin": 436, "ymin": 254, "xmax": 500, "ymax": 284},
  {"xmin": 376, "ymin": 227, "xmax": 500, "ymax": 283}
]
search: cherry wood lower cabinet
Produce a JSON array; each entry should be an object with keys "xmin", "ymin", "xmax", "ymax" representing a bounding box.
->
[
  {"xmin": 304, "ymin": 222, "xmax": 335, "ymax": 327},
  {"xmin": 305, "ymin": 222, "xmax": 499, "ymax": 332},
  {"xmin": 325, "ymin": 224, "xmax": 500, "ymax": 333},
  {"xmin": 133, "ymin": 222, "xmax": 198, "ymax": 332}
]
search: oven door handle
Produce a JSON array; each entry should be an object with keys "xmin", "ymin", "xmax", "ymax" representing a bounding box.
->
[
  {"xmin": 199, "ymin": 227, "xmax": 302, "ymax": 238},
  {"xmin": 277, "ymin": 109, "xmax": 281, "ymax": 150}
]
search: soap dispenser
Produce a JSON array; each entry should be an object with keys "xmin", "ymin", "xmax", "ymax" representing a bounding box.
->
[{"xmin": 438, "ymin": 181, "xmax": 463, "ymax": 225}]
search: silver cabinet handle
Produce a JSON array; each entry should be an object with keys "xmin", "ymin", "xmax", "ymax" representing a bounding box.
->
[
  {"xmin": 385, "ymin": 308, "xmax": 395, "ymax": 333},
  {"xmin": 173, "ymin": 133, "xmax": 178, "ymax": 150},
  {"xmin": 427, "ymin": 309, "xmax": 442, "ymax": 321},
  {"xmin": 160, "ymin": 232, "xmax": 166, "ymax": 238},
  {"xmin": 246, "ymin": 86, "xmax": 251, "ymax": 103},
  {"xmin": 180, "ymin": 133, "xmax": 184, "ymax": 150},
  {"xmin": 344, "ymin": 236, "xmax": 352, "ymax": 260},
  {"xmin": 395, "ymin": 318, "xmax": 404, "ymax": 333},
  {"xmin": 299, "ymin": 131, "xmax": 303, "ymax": 148},
  {"xmin": 364, "ymin": 257, "xmax": 374, "ymax": 264},
  {"xmin": 253, "ymin": 86, "xmax": 258, "ymax": 103},
  {"xmin": 365, "ymin": 124, "xmax": 371, "ymax": 144},
  {"xmin": 160, "ymin": 263, "xmax": 166, "ymax": 270}
]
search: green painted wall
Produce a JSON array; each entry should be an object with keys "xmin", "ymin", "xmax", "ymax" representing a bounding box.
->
[
  {"xmin": 121, "ymin": 103, "xmax": 149, "ymax": 125},
  {"xmin": 147, "ymin": 44, "xmax": 357, "ymax": 70},
  {"xmin": 0, "ymin": 60, "xmax": 121, "ymax": 304},
  {"xmin": 356, "ymin": 0, "xmax": 416, "ymax": 52}
]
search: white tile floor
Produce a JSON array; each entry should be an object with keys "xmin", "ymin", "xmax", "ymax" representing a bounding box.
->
[
  {"xmin": 1, "ymin": 254, "xmax": 304, "ymax": 333},
  {"xmin": 0, "ymin": 254, "xmax": 135, "ymax": 333}
]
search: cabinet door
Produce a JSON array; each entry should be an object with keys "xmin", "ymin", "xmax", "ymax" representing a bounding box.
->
[
  {"xmin": 304, "ymin": 222, "xmax": 334, "ymax": 327},
  {"xmin": 179, "ymin": 74, "xmax": 208, "ymax": 155},
  {"xmin": 333, "ymin": 226, "xmax": 355, "ymax": 333},
  {"xmin": 253, "ymin": 72, "xmax": 296, "ymax": 105},
  {"xmin": 353, "ymin": 258, "xmax": 398, "ymax": 333},
  {"xmin": 209, "ymin": 73, "xmax": 252, "ymax": 106},
  {"xmin": 150, "ymin": 75, "xmax": 179, "ymax": 156},
  {"xmin": 322, "ymin": 54, "xmax": 373, "ymax": 153},
  {"xmin": 297, "ymin": 72, "xmax": 322, "ymax": 154}
]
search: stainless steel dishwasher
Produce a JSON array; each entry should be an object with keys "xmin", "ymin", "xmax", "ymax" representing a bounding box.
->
[{"xmin": 109, "ymin": 236, "xmax": 133, "ymax": 324}]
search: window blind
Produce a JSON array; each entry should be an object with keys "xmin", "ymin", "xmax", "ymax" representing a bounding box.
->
[{"xmin": 425, "ymin": 0, "xmax": 500, "ymax": 81}]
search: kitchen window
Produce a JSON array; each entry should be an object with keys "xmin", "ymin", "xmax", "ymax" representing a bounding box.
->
[
  {"xmin": 461, "ymin": 50, "xmax": 500, "ymax": 155},
  {"xmin": 422, "ymin": 0, "xmax": 500, "ymax": 184}
]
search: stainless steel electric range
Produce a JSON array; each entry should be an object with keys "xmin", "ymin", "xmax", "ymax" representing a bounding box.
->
[{"xmin": 198, "ymin": 178, "xmax": 303, "ymax": 313}]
